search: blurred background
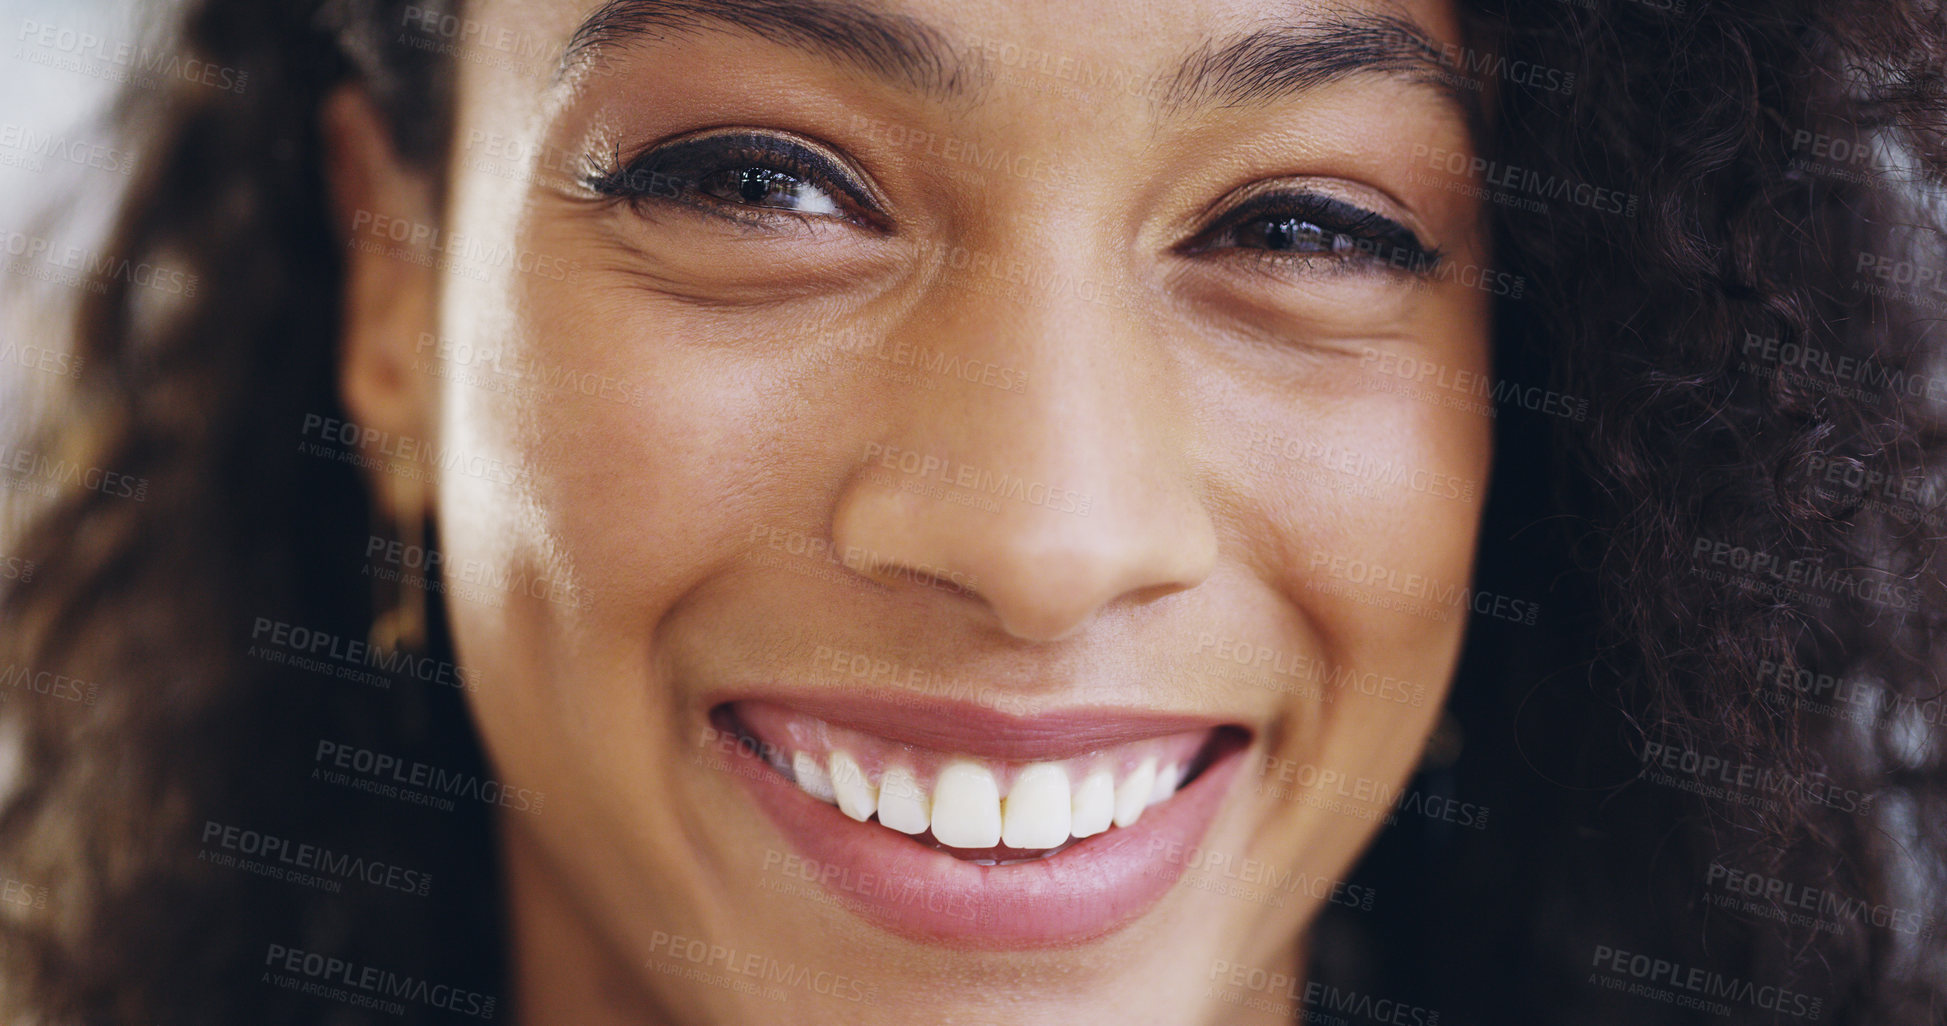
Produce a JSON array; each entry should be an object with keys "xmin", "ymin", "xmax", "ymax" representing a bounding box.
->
[{"xmin": 0, "ymin": 0, "xmax": 144, "ymax": 525}]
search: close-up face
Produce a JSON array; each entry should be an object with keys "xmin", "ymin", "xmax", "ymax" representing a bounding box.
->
[{"xmin": 337, "ymin": 0, "xmax": 1493, "ymax": 1021}]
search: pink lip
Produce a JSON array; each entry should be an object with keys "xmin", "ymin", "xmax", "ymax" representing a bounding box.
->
[
  {"xmin": 713, "ymin": 689, "xmax": 1238, "ymax": 762},
  {"xmin": 707, "ymin": 696, "xmax": 1251, "ymax": 949}
]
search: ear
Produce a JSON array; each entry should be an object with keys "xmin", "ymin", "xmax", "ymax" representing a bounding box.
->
[{"xmin": 320, "ymin": 86, "xmax": 440, "ymax": 511}]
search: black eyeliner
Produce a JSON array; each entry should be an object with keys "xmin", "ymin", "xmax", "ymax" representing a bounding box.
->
[
  {"xmin": 1201, "ymin": 191, "xmax": 1443, "ymax": 274},
  {"xmin": 583, "ymin": 130, "xmax": 882, "ymax": 226}
]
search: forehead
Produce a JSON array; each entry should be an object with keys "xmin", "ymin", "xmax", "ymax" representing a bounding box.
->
[{"xmin": 458, "ymin": 0, "xmax": 1473, "ymax": 124}]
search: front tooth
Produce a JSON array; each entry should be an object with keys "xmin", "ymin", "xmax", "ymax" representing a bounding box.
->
[
  {"xmin": 829, "ymin": 751, "xmax": 876, "ymax": 822},
  {"xmin": 1002, "ymin": 763, "xmax": 1072, "ymax": 849},
  {"xmin": 1070, "ymin": 768, "xmax": 1115, "ymax": 838},
  {"xmin": 876, "ymin": 764, "xmax": 930, "ymax": 834},
  {"xmin": 1147, "ymin": 762, "xmax": 1182, "ymax": 807},
  {"xmin": 930, "ymin": 761, "xmax": 1002, "ymax": 848},
  {"xmin": 793, "ymin": 751, "xmax": 836, "ymax": 804},
  {"xmin": 1114, "ymin": 757, "xmax": 1156, "ymax": 828}
]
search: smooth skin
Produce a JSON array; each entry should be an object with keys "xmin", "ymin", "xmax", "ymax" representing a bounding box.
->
[{"xmin": 327, "ymin": 0, "xmax": 1492, "ymax": 1022}]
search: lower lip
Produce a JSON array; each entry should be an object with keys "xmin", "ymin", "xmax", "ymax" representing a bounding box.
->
[{"xmin": 720, "ymin": 721, "xmax": 1249, "ymax": 949}]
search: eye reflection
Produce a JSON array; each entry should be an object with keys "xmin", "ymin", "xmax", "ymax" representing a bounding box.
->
[
  {"xmin": 703, "ymin": 167, "xmax": 842, "ymax": 215},
  {"xmin": 585, "ymin": 129, "xmax": 876, "ymax": 226},
  {"xmin": 1189, "ymin": 191, "xmax": 1441, "ymax": 273},
  {"xmin": 1247, "ymin": 216, "xmax": 1361, "ymax": 254}
]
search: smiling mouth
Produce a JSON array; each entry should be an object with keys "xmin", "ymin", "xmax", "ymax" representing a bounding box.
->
[{"xmin": 714, "ymin": 701, "xmax": 1249, "ymax": 865}]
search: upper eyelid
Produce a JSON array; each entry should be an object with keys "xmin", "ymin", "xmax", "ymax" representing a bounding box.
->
[
  {"xmin": 1205, "ymin": 176, "xmax": 1437, "ymax": 243},
  {"xmin": 1194, "ymin": 192, "xmax": 1439, "ymax": 263},
  {"xmin": 603, "ymin": 130, "xmax": 883, "ymax": 213},
  {"xmin": 587, "ymin": 132, "xmax": 1436, "ymax": 260}
]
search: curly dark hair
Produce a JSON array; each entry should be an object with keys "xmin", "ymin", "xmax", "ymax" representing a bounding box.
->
[{"xmin": 1, "ymin": 0, "xmax": 1943, "ymax": 1023}]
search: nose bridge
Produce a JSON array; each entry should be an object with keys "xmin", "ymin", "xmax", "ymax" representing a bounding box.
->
[{"xmin": 830, "ymin": 239, "xmax": 1218, "ymax": 643}]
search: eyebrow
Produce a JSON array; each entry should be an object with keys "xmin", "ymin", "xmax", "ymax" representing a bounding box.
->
[
  {"xmin": 1164, "ymin": 13, "xmax": 1480, "ymax": 126},
  {"xmin": 559, "ymin": 0, "xmax": 979, "ymax": 98},
  {"xmin": 561, "ymin": 0, "xmax": 1475, "ymax": 126}
]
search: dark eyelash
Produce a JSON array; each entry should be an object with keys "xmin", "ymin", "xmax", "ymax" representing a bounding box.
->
[
  {"xmin": 1191, "ymin": 192, "xmax": 1443, "ymax": 274},
  {"xmin": 581, "ymin": 131, "xmax": 880, "ymax": 227}
]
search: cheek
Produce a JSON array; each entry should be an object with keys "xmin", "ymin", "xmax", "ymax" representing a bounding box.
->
[
  {"xmin": 1202, "ymin": 333, "xmax": 1490, "ymax": 782},
  {"xmin": 1224, "ymin": 382, "xmax": 1490, "ymax": 651}
]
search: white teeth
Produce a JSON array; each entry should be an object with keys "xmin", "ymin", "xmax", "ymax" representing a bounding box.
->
[
  {"xmin": 829, "ymin": 751, "xmax": 877, "ymax": 823},
  {"xmin": 930, "ymin": 761, "xmax": 1002, "ymax": 849},
  {"xmin": 773, "ymin": 735, "xmax": 1204, "ymax": 851},
  {"xmin": 1001, "ymin": 763, "xmax": 1072, "ymax": 849},
  {"xmin": 1114, "ymin": 757, "xmax": 1156, "ymax": 829},
  {"xmin": 793, "ymin": 751, "xmax": 836, "ymax": 804},
  {"xmin": 875, "ymin": 764, "xmax": 930, "ymax": 834},
  {"xmin": 1148, "ymin": 762, "xmax": 1181, "ymax": 807},
  {"xmin": 1070, "ymin": 768, "xmax": 1115, "ymax": 838}
]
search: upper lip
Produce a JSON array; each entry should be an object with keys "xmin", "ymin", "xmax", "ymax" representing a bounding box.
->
[{"xmin": 716, "ymin": 690, "xmax": 1246, "ymax": 763}]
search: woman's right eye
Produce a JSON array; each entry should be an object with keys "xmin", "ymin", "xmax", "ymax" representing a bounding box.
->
[{"xmin": 585, "ymin": 130, "xmax": 880, "ymax": 228}]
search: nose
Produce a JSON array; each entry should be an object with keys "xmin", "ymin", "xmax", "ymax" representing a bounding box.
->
[{"xmin": 830, "ymin": 264, "xmax": 1218, "ymax": 643}]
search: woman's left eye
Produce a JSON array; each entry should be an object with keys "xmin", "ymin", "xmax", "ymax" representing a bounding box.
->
[
  {"xmin": 694, "ymin": 167, "xmax": 841, "ymax": 216},
  {"xmin": 584, "ymin": 130, "xmax": 877, "ymax": 227},
  {"xmin": 1188, "ymin": 192, "xmax": 1440, "ymax": 272}
]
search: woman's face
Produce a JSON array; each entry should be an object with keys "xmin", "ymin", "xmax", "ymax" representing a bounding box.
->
[{"xmin": 339, "ymin": 0, "xmax": 1491, "ymax": 1021}]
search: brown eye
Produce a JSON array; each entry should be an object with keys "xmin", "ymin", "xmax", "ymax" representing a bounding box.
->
[
  {"xmin": 586, "ymin": 130, "xmax": 879, "ymax": 227},
  {"xmin": 1236, "ymin": 216, "xmax": 1361, "ymax": 254},
  {"xmin": 695, "ymin": 166, "xmax": 844, "ymax": 215},
  {"xmin": 1187, "ymin": 190, "xmax": 1440, "ymax": 272}
]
